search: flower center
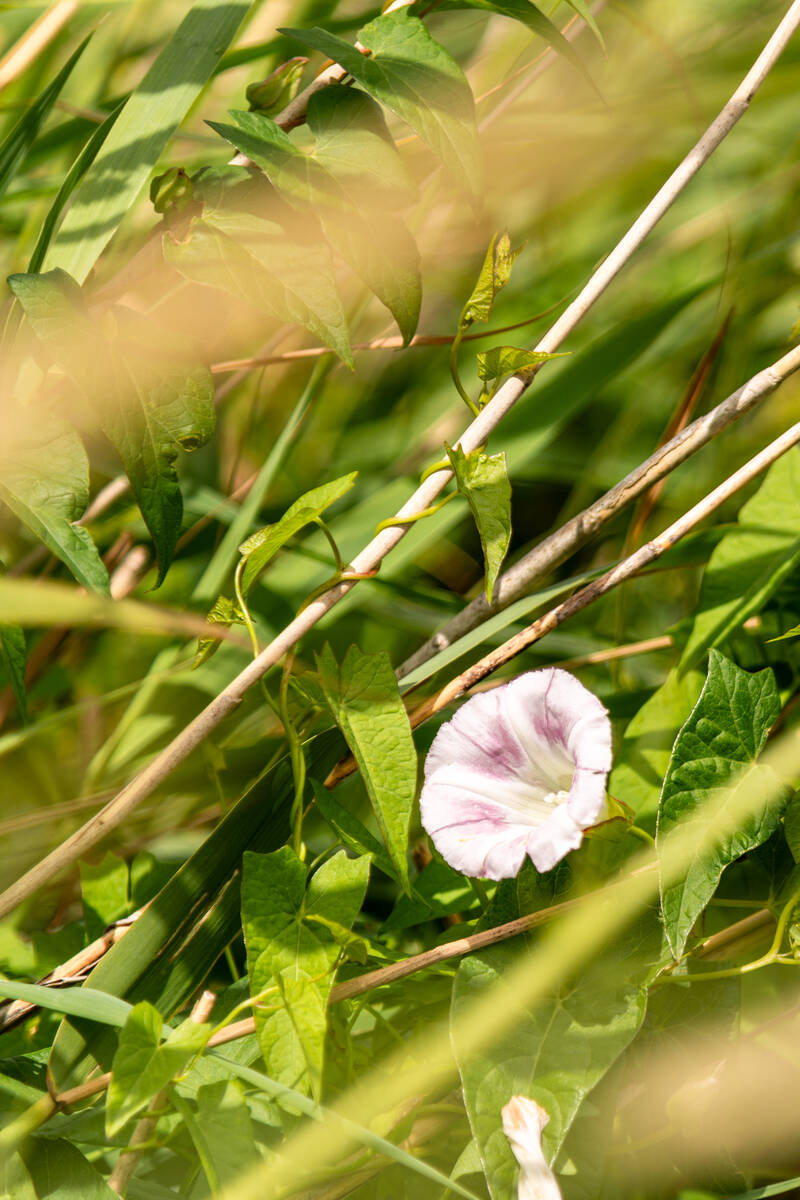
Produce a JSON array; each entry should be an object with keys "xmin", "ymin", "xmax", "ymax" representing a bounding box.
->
[{"xmin": 543, "ymin": 788, "xmax": 570, "ymax": 807}]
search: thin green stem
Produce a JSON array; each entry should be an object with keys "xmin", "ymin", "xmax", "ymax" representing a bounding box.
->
[
  {"xmin": 234, "ymin": 558, "xmax": 260, "ymax": 659},
  {"xmin": 449, "ymin": 325, "xmax": 480, "ymax": 416},
  {"xmin": 374, "ymin": 490, "xmax": 457, "ymax": 535},
  {"xmin": 314, "ymin": 516, "xmax": 345, "ymax": 573},
  {"xmin": 628, "ymin": 824, "xmax": 656, "ymax": 847}
]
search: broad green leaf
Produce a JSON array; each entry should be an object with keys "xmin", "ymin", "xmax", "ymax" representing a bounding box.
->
[
  {"xmin": 47, "ymin": 731, "xmax": 347, "ymax": 1094},
  {"xmin": 21, "ymin": 1138, "xmax": 118, "ymax": 1200},
  {"xmin": 0, "ymin": 38, "xmax": 90, "ymax": 200},
  {"xmin": 8, "ymin": 270, "xmax": 216, "ymax": 583},
  {"xmin": 27, "ymin": 100, "xmax": 125, "ymax": 274},
  {"xmin": 44, "ymin": 0, "xmax": 252, "ymax": 282},
  {"xmin": 452, "ymin": 867, "xmax": 655, "ymax": 1200},
  {"xmin": 609, "ymin": 666, "xmax": 705, "ymax": 826},
  {"xmin": 423, "ymin": 1, "xmax": 599, "ymax": 93},
  {"xmin": 283, "ymin": 10, "xmax": 482, "ymax": 198},
  {"xmin": 0, "ymin": 1154, "xmax": 35, "ymax": 1200},
  {"xmin": 446, "ymin": 443, "xmax": 511, "ymax": 602},
  {"xmin": 315, "ymin": 643, "xmax": 416, "ymax": 890},
  {"xmin": 310, "ymin": 777, "xmax": 398, "ymax": 883},
  {"xmin": 0, "ymin": 977, "xmax": 131, "ymax": 1026},
  {"xmin": 0, "ymin": 409, "xmax": 109, "ymax": 594},
  {"xmin": 461, "ymin": 231, "xmax": 523, "ymax": 326},
  {"xmin": 784, "ymin": 794, "xmax": 800, "ymax": 864},
  {"xmin": 680, "ymin": 450, "xmax": 800, "ymax": 667},
  {"xmin": 192, "ymin": 1080, "xmax": 259, "ymax": 1187},
  {"xmin": 210, "ymin": 91, "xmax": 422, "ymax": 343},
  {"xmin": 241, "ymin": 848, "xmax": 369, "ymax": 1099},
  {"xmin": 0, "ymin": 621, "xmax": 26, "ymax": 722},
  {"xmin": 657, "ymin": 651, "xmax": 785, "ymax": 958},
  {"xmin": 164, "ymin": 217, "xmax": 353, "ymax": 367},
  {"xmin": 193, "ymin": 595, "xmax": 244, "ymax": 668},
  {"xmin": 106, "ymin": 1002, "xmax": 211, "ymax": 1135},
  {"xmin": 382, "ymin": 858, "xmax": 481, "ymax": 931},
  {"xmin": 239, "ymin": 472, "xmax": 357, "ymax": 596},
  {"xmin": 80, "ymin": 853, "xmax": 130, "ymax": 942}
]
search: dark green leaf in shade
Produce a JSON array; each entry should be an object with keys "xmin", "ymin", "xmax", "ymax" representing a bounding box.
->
[
  {"xmin": 193, "ymin": 595, "xmax": 245, "ymax": 668},
  {"xmin": 0, "ymin": 37, "xmax": 91, "ymax": 201},
  {"xmin": 783, "ymin": 793, "xmax": 800, "ymax": 864},
  {"xmin": 680, "ymin": 450, "xmax": 800, "ymax": 667},
  {"xmin": 0, "ymin": 1153, "xmax": 36, "ymax": 1200},
  {"xmin": 657, "ymin": 651, "xmax": 786, "ymax": 959},
  {"xmin": 8, "ymin": 269, "xmax": 215, "ymax": 584},
  {"xmin": 238, "ymin": 472, "xmax": 357, "ymax": 596},
  {"xmin": 241, "ymin": 847, "xmax": 369, "ymax": 1098},
  {"xmin": 310, "ymin": 778, "xmax": 399, "ymax": 883},
  {"xmin": 446, "ymin": 443, "xmax": 511, "ymax": 602},
  {"xmin": 281, "ymin": 10, "xmax": 482, "ymax": 199},
  {"xmin": 106, "ymin": 1001, "xmax": 210, "ymax": 1135},
  {"xmin": 0, "ymin": 409, "xmax": 109, "ymax": 594},
  {"xmin": 315, "ymin": 643, "xmax": 416, "ymax": 890},
  {"xmin": 0, "ymin": 621, "xmax": 26, "ymax": 722}
]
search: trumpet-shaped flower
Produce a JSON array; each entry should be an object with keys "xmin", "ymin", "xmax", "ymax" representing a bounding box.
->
[
  {"xmin": 502, "ymin": 1095, "xmax": 562, "ymax": 1200},
  {"xmin": 419, "ymin": 669, "xmax": 612, "ymax": 879}
]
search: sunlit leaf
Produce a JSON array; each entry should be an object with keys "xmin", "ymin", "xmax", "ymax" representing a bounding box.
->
[
  {"xmin": 283, "ymin": 10, "xmax": 482, "ymax": 198},
  {"xmin": 446, "ymin": 443, "xmax": 511, "ymax": 602},
  {"xmin": 106, "ymin": 1002, "xmax": 210, "ymax": 1135},
  {"xmin": 657, "ymin": 651, "xmax": 786, "ymax": 958},
  {"xmin": 315, "ymin": 643, "xmax": 416, "ymax": 890},
  {"xmin": 239, "ymin": 472, "xmax": 357, "ymax": 596}
]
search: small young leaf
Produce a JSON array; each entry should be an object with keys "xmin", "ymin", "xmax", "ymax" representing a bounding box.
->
[
  {"xmin": 461, "ymin": 231, "xmax": 524, "ymax": 328},
  {"xmin": 476, "ymin": 345, "xmax": 562, "ymax": 396},
  {"xmin": 106, "ymin": 1002, "xmax": 210, "ymax": 1135},
  {"xmin": 0, "ymin": 622, "xmax": 27, "ymax": 722},
  {"xmin": 657, "ymin": 651, "xmax": 786, "ymax": 959},
  {"xmin": 282, "ymin": 10, "xmax": 482, "ymax": 199},
  {"xmin": 315, "ymin": 643, "xmax": 416, "ymax": 890},
  {"xmin": 238, "ymin": 473, "xmax": 357, "ymax": 597},
  {"xmin": 193, "ymin": 595, "xmax": 244, "ymax": 668},
  {"xmin": 246, "ymin": 57, "xmax": 308, "ymax": 115},
  {"xmin": 446, "ymin": 443, "xmax": 511, "ymax": 602}
]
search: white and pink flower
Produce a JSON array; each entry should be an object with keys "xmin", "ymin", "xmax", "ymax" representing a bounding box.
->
[
  {"xmin": 502, "ymin": 1095, "xmax": 562, "ymax": 1200},
  {"xmin": 419, "ymin": 669, "xmax": 612, "ymax": 879}
]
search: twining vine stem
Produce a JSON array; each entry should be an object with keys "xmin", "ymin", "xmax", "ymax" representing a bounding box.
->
[{"xmin": 1, "ymin": 1, "xmax": 799, "ymax": 919}]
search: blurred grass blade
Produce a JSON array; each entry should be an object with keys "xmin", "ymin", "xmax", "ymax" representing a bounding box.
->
[
  {"xmin": 211, "ymin": 1056, "xmax": 485, "ymax": 1200},
  {"xmin": 0, "ymin": 35, "xmax": 90, "ymax": 200},
  {"xmin": 44, "ymin": 0, "xmax": 252, "ymax": 283},
  {"xmin": 0, "ymin": 978, "xmax": 132, "ymax": 1026},
  {"xmin": 726, "ymin": 1178, "xmax": 800, "ymax": 1199},
  {"xmin": 27, "ymin": 100, "xmax": 125, "ymax": 274}
]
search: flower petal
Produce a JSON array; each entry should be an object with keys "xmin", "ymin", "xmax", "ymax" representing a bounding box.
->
[
  {"xmin": 502, "ymin": 1095, "xmax": 562, "ymax": 1200},
  {"xmin": 419, "ymin": 669, "xmax": 613, "ymax": 879}
]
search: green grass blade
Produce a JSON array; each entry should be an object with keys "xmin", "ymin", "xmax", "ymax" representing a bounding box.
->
[
  {"xmin": 27, "ymin": 100, "xmax": 125, "ymax": 274},
  {"xmin": 44, "ymin": 0, "xmax": 252, "ymax": 283},
  {"xmin": 0, "ymin": 35, "xmax": 91, "ymax": 201},
  {"xmin": 0, "ymin": 978, "xmax": 132, "ymax": 1027}
]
